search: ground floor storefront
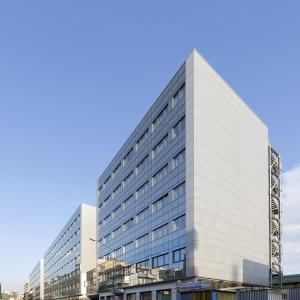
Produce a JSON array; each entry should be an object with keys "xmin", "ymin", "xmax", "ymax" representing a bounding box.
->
[{"xmin": 97, "ymin": 280, "xmax": 237, "ymax": 300}]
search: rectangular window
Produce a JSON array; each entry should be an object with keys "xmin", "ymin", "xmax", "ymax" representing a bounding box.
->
[
  {"xmin": 113, "ymin": 163, "xmax": 121, "ymax": 178},
  {"xmin": 113, "ymin": 226, "xmax": 122, "ymax": 239},
  {"xmin": 136, "ymin": 208, "xmax": 149, "ymax": 223},
  {"xmin": 157, "ymin": 290, "xmax": 172, "ymax": 300},
  {"xmin": 172, "ymin": 116, "xmax": 185, "ymax": 139},
  {"xmin": 127, "ymin": 294, "xmax": 136, "ymax": 300},
  {"xmin": 123, "ymin": 148, "xmax": 134, "ymax": 166},
  {"xmin": 152, "ymin": 253, "xmax": 168, "ymax": 268},
  {"xmin": 153, "ymin": 223, "xmax": 168, "ymax": 240},
  {"xmin": 152, "ymin": 104, "xmax": 168, "ymax": 132},
  {"xmin": 152, "ymin": 194, "xmax": 168, "ymax": 213},
  {"xmin": 172, "ymin": 84, "xmax": 185, "ymax": 108},
  {"xmin": 113, "ymin": 247, "xmax": 122, "ymax": 258},
  {"xmin": 141, "ymin": 292, "xmax": 152, "ymax": 300},
  {"xmin": 98, "ymin": 221, "xmax": 103, "ymax": 231},
  {"xmin": 124, "ymin": 241, "xmax": 134, "ymax": 253},
  {"xmin": 136, "ymin": 181, "xmax": 149, "ymax": 199},
  {"xmin": 152, "ymin": 164, "xmax": 168, "ymax": 186},
  {"xmin": 152, "ymin": 134, "xmax": 168, "ymax": 159},
  {"xmin": 136, "ymin": 155, "xmax": 149, "ymax": 175},
  {"xmin": 112, "ymin": 184, "xmax": 121, "ymax": 198},
  {"xmin": 123, "ymin": 218, "xmax": 134, "ymax": 231},
  {"xmin": 172, "ymin": 182, "xmax": 185, "ymax": 201},
  {"xmin": 173, "ymin": 248, "xmax": 186, "ymax": 263},
  {"xmin": 104, "ymin": 214, "xmax": 112, "ymax": 224},
  {"xmin": 103, "ymin": 233, "xmax": 112, "ymax": 244},
  {"xmin": 123, "ymin": 171, "xmax": 134, "ymax": 188},
  {"xmin": 136, "ymin": 260, "xmax": 149, "ymax": 271},
  {"xmin": 136, "ymin": 234, "xmax": 149, "ymax": 247},
  {"xmin": 113, "ymin": 205, "xmax": 122, "ymax": 218},
  {"xmin": 123, "ymin": 194, "xmax": 134, "ymax": 210},
  {"xmin": 103, "ymin": 175, "xmax": 111, "ymax": 188},
  {"xmin": 103, "ymin": 195, "xmax": 112, "ymax": 207},
  {"xmin": 136, "ymin": 129, "xmax": 149, "ymax": 151},
  {"xmin": 172, "ymin": 215, "xmax": 186, "ymax": 231},
  {"xmin": 172, "ymin": 149, "xmax": 185, "ymax": 169}
]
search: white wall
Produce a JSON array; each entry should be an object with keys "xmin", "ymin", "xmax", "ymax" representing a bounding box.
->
[
  {"xmin": 80, "ymin": 204, "xmax": 97, "ymax": 294},
  {"xmin": 186, "ymin": 49, "xmax": 270, "ymax": 286}
]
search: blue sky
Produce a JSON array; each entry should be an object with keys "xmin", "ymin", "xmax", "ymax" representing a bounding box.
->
[{"xmin": 0, "ymin": 1, "xmax": 299, "ymax": 292}]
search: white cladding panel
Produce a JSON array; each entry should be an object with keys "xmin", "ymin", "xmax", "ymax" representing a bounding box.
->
[{"xmin": 186, "ymin": 49, "xmax": 270, "ymax": 285}]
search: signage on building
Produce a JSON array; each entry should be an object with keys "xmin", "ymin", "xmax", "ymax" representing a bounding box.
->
[{"xmin": 177, "ymin": 280, "xmax": 212, "ymax": 292}]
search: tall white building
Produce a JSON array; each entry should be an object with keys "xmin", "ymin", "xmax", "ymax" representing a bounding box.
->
[
  {"xmin": 95, "ymin": 49, "xmax": 282, "ymax": 300},
  {"xmin": 29, "ymin": 204, "xmax": 96, "ymax": 300},
  {"xmin": 29, "ymin": 258, "xmax": 44, "ymax": 300}
]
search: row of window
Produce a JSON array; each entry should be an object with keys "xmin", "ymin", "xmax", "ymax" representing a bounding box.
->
[
  {"xmin": 100, "ymin": 146, "xmax": 185, "ymax": 220},
  {"xmin": 45, "ymin": 229, "xmax": 80, "ymax": 267},
  {"xmin": 45, "ymin": 215, "xmax": 80, "ymax": 260},
  {"xmin": 98, "ymin": 83, "xmax": 185, "ymax": 194},
  {"xmin": 100, "ymin": 214, "xmax": 186, "ymax": 256},
  {"xmin": 99, "ymin": 117, "xmax": 185, "ymax": 209},
  {"xmin": 45, "ymin": 255, "xmax": 80, "ymax": 282},
  {"xmin": 99, "ymin": 181, "xmax": 185, "ymax": 232}
]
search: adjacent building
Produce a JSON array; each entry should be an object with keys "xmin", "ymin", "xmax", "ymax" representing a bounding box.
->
[
  {"xmin": 96, "ymin": 49, "xmax": 282, "ymax": 299},
  {"xmin": 23, "ymin": 283, "xmax": 29, "ymax": 300},
  {"xmin": 28, "ymin": 204, "xmax": 96, "ymax": 300},
  {"xmin": 29, "ymin": 259, "xmax": 44, "ymax": 300}
]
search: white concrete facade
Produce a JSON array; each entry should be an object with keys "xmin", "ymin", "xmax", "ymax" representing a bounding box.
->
[{"xmin": 185, "ymin": 49, "xmax": 270, "ymax": 286}]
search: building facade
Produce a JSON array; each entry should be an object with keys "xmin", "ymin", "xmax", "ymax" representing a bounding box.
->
[
  {"xmin": 29, "ymin": 259, "xmax": 44, "ymax": 300},
  {"xmin": 29, "ymin": 204, "xmax": 96, "ymax": 300},
  {"xmin": 96, "ymin": 49, "xmax": 282, "ymax": 299}
]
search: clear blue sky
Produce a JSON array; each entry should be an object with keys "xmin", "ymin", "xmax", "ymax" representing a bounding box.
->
[{"xmin": 0, "ymin": 1, "xmax": 299, "ymax": 292}]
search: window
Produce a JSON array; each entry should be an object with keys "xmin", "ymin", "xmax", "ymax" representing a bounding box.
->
[
  {"xmin": 136, "ymin": 260, "xmax": 149, "ymax": 270},
  {"xmin": 136, "ymin": 129, "xmax": 149, "ymax": 151},
  {"xmin": 113, "ymin": 205, "xmax": 122, "ymax": 218},
  {"xmin": 157, "ymin": 290, "xmax": 171, "ymax": 300},
  {"xmin": 112, "ymin": 184, "xmax": 121, "ymax": 198},
  {"xmin": 173, "ymin": 248, "xmax": 186, "ymax": 263},
  {"xmin": 172, "ymin": 182, "xmax": 185, "ymax": 201},
  {"xmin": 172, "ymin": 117, "xmax": 185, "ymax": 139},
  {"xmin": 136, "ymin": 208, "xmax": 149, "ymax": 223},
  {"xmin": 153, "ymin": 224, "xmax": 168, "ymax": 240},
  {"xmin": 172, "ymin": 84, "xmax": 185, "ymax": 108},
  {"xmin": 103, "ymin": 234, "xmax": 112, "ymax": 244},
  {"xmin": 152, "ymin": 194, "xmax": 168, "ymax": 213},
  {"xmin": 104, "ymin": 195, "xmax": 112, "ymax": 207},
  {"xmin": 103, "ymin": 175, "xmax": 111, "ymax": 187},
  {"xmin": 123, "ymin": 218, "xmax": 134, "ymax": 231},
  {"xmin": 98, "ymin": 221, "xmax": 103, "ymax": 230},
  {"xmin": 152, "ymin": 135, "xmax": 168, "ymax": 159},
  {"xmin": 104, "ymin": 214, "xmax": 112, "ymax": 224},
  {"xmin": 123, "ymin": 148, "xmax": 134, "ymax": 166},
  {"xmin": 113, "ymin": 226, "xmax": 122, "ymax": 239},
  {"xmin": 172, "ymin": 215, "xmax": 185, "ymax": 231},
  {"xmin": 152, "ymin": 104, "xmax": 168, "ymax": 132},
  {"xmin": 152, "ymin": 164, "xmax": 168, "ymax": 186},
  {"xmin": 141, "ymin": 292, "xmax": 152, "ymax": 300},
  {"xmin": 113, "ymin": 163, "xmax": 121, "ymax": 178},
  {"xmin": 136, "ymin": 234, "xmax": 149, "ymax": 247},
  {"xmin": 136, "ymin": 155, "xmax": 149, "ymax": 175},
  {"xmin": 127, "ymin": 294, "xmax": 136, "ymax": 300},
  {"xmin": 172, "ymin": 149, "xmax": 185, "ymax": 169},
  {"xmin": 113, "ymin": 247, "xmax": 122, "ymax": 258},
  {"xmin": 124, "ymin": 241, "xmax": 134, "ymax": 253},
  {"xmin": 123, "ymin": 194, "xmax": 134, "ymax": 210},
  {"xmin": 123, "ymin": 171, "xmax": 134, "ymax": 188},
  {"xmin": 152, "ymin": 253, "xmax": 168, "ymax": 268},
  {"xmin": 136, "ymin": 181, "xmax": 148, "ymax": 199}
]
